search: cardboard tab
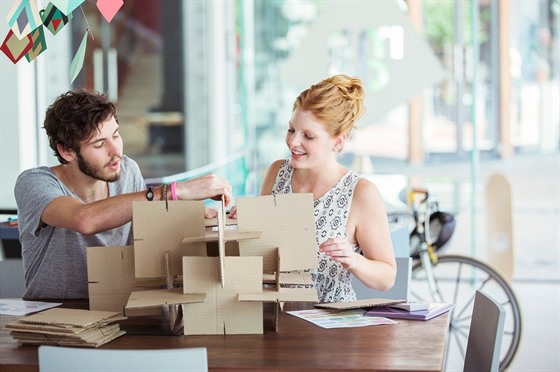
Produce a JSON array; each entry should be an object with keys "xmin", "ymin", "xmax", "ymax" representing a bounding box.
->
[{"xmin": 125, "ymin": 289, "xmax": 206, "ymax": 309}]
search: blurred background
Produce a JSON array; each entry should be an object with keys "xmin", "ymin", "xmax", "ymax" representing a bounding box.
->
[{"xmin": 1, "ymin": 0, "xmax": 558, "ymax": 370}]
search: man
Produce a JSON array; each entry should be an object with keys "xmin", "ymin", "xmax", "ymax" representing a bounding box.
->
[{"xmin": 15, "ymin": 89, "xmax": 232, "ymax": 300}]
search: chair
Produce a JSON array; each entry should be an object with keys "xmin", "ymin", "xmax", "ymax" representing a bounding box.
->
[
  {"xmin": 463, "ymin": 290, "xmax": 506, "ymax": 372},
  {"xmin": 352, "ymin": 257, "xmax": 411, "ymax": 300},
  {"xmin": 0, "ymin": 259, "xmax": 26, "ymax": 298},
  {"xmin": 39, "ymin": 346, "xmax": 208, "ymax": 372},
  {"xmin": 352, "ymin": 225, "xmax": 412, "ymax": 300}
]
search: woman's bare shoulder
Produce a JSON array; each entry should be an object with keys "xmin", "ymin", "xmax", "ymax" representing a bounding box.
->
[
  {"xmin": 260, "ymin": 159, "xmax": 288, "ymax": 195},
  {"xmin": 353, "ymin": 177, "xmax": 385, "ymax": 209}
]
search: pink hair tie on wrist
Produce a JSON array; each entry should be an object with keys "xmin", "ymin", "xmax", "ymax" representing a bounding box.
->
[{"xmin": 170, "ymin": 181, "xmax": 177, "ymax": 201}]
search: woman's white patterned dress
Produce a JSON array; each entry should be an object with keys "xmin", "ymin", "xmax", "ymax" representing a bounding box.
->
[{"xmin": 271, "ymin": 159, "xmax": 362, "ymax": 302}]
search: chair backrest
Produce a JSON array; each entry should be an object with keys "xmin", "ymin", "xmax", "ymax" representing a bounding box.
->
[
  {"xmin": 463, "ymin": 290, "xmax": 506, "ymax": 372},
  {"xmin": 0, "ymin": 259, "xmax": 26, "ymax": 298},
  {"xmin": 39, "ymin": 346, "xmax": 208, "ymax": 372},
  {"xmin": 352, "ymin": 225, "xmax": 412, "ymax": 300},
  {"xmin": 352, "ymin": 257, "xmax": 411, "ymax": 300}
]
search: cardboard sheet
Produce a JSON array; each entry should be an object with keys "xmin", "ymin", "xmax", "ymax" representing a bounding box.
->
[
  {"xmin": 87, "ymin": 245, "xmax": 136, "ymax": 314},
  {"xmin": 236, "ymin": 194, "xmax": 317, "ymax": 272},
  {"xmin": 6, "ymin": 307, "xmax": 126, "ymax": 348},
  {"xmin": 182, "ymin": 256, "xmax": 263, "ymax": 335},
  {"xmin": 314, "ymin": 298, "xmax": 406, "ymax": 310},
  {"xmin": 239, "ymin": 287, "xmax": 318, "ymax": 302},
  {"xmin": 11, "ymin": 308, "xmax": 122, "ymax": 328},
  {"xmin": 125, "ymin": 289, "xmax": 206, "ymax": 309},
  {"xmin": 133, "ymin": 201, "xmax": 206, "ymax": 278}
]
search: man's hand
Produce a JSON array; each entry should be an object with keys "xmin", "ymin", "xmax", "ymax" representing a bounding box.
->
[{"xmin": 176, "ymin": 174, "xmax": 232, "ymax": 206}]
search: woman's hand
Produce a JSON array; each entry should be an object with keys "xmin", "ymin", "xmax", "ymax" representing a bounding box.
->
[
  {"xmin": 319, "ymin": 238, "xmax": 358, "ymax": 269},
  {"xmin": 205, "ymin": 208, "xmax": 218, "ymax": 219},
  {"xmin": 228, "ymin": 205, "xmax": 238, "ymax": 219}
]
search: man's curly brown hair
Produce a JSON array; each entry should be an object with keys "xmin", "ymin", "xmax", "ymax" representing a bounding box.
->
[{"xmin": 43, "ymin": 88, "xmax": 117, "ymax": 164}]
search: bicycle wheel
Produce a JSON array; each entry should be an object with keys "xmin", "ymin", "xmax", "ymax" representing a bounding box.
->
[{"xmin": 411, "ymin": 254, "xmax": 522, "ymax": 371}]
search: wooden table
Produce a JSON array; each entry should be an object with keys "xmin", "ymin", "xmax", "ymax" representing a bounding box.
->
[{"xmin": 1, "ymin": 302, "xmax": 450, "ymax": 371}]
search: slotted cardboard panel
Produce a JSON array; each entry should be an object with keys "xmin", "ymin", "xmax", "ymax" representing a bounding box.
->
[
  {"xmin": 236, "ymin": 194, "xmax": 317, "ymax": 272},
  {"xmin": 238, "ymin": 245, "xmax": 278, "ymax": 274},
  {"xmin": 217, "ymin": 200, "xmax": 226, "ymax": 287},
  {"xmin": 125, "ymin": 288, "xmax": 205, "ymax": 309},
  {"xmin": 181, "ymin": 230, "xmax": 261, "ymax": 244},
  {"xmin": 87, "ymin": 246, "xmax": 136, "ymax": 314},
  {"xmin": 238, "ymin": 287, "xmax": 318, "ymax": 302},
  {"xmin": 133, "ymin": 201, "xmax": 206, "ymax": 278},
  {"xmin": 182, "ymin": 256, "xmax": 263, "ymax": 335}
]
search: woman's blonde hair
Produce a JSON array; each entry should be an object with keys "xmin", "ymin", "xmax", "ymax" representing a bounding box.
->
[{"xmin": 293, "ymin": 74, "xmax": 366, "ymax": 137}]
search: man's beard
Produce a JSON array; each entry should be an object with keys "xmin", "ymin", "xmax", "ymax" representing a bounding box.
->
[{"xmin": 77, "ymin": 151, "xmax": 121, "ymax": 182}]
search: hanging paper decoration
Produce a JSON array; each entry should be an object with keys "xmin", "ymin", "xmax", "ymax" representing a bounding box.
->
[
  {"xmin": 96, "ymin": 0, "xmax": 124, "ymax": 23},
  {"xmin": 0, "ymin": 29, "xmax": 33, "ymax": 64},
  {"xmin": 50, "ymin": 0, "xmax": 86, "ymax": 16},
  {"xmin": 69, "ymin": 30, "xmax": 88, "ymax": 83},
  {"xmin": 40, "ymin": 2, "xmax": 73, "ymax": 35},
  {"xmin": 25, "ymin": 26, "xmax": 47, "ymax": 62},
  {"xmin": 2, "ymin": 0, "xmax": 123, "ymax": 84},
  {"xmin": 5, "ymin": 0, "xmax": 43, "ymax": 39}
]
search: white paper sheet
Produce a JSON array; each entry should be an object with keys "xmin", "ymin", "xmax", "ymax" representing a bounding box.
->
[
  {"xmin": 287, "ymin": 308, "xmax": 397, "ymax": 329},
  {"xmin": 0, "ymin": 299, "xmax": 62, "ymax": 316}
]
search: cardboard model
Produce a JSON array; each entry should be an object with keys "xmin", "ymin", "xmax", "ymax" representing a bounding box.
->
[{"xmin": 87, "ymin": 193, "xmax": 319, "ymax": 335}]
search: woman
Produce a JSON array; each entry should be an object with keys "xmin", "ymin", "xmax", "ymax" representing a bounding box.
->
[{"xmin": 236, "ymin": 74, "xmax": 396, "ymax": 302}]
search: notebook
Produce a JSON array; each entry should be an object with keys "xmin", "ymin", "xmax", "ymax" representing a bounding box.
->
[
  {"xmin": 390, "ymin": 301, "xmax": 430, "ymax": 312},
  {"xmin": 364, "ymin": 302, "xmax": 454, "ymax": 321},
  {"xmin": 314, "ymin": 298, "xmax": 405, "ymax": 310}
]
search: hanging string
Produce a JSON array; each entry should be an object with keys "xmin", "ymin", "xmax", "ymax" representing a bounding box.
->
[
  {"xmin": 79, "ymin": 5, "xmax": 94, "ymax": 40},
  {"xmin": 37, "ymin": 0, "xmax": 45, "ymax": 18}
]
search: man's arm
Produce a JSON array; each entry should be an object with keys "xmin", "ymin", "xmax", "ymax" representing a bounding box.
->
[
  {"xmin": 41, "ymin": 174, "xmax": 232, "ymax": 235},
  {"xmin": 41, "ymin": 192, "xmax": 144, "ymax": 235}
]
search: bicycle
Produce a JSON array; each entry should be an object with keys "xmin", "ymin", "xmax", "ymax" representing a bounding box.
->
[{"xmin": 390, "ymin": 187, "xmax": 522, "ymax": 371}]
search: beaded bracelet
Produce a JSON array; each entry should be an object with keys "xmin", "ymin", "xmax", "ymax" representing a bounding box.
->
[
  {"xmin": 170, "ymin": 181, "xmax": 177, "ymax": 201},
  {"xmin": 160, "ymin": 184, "xmax": 168, "ymax": 210}
]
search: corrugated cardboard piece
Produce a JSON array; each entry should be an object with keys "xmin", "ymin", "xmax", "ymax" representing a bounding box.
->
[
  {"xmin": 6, "ymin": 308, "xmax": 125, "ymax": 347},
  {"xmin": 314, "ymin": 298, "xmax": 406, "ymax": 310},
  {"xmin": 126, "ymin": 289, "xmax": 206, "ymax": 309},
  {"xmin": 237, "ymin": 194, "xmax": 317, "ymax": 272},
  {"xmin": 182, "ymin": 256, "xmax": 264, "ymax": 335},
  {"xmin": 87, "ymin": 245, "xmax": 136, "ymax": 314},
  {"xmin": 133, "ymin": 200, "xmax": 207, "ymax": 278},
  {"xmin": 87, "ymin": 193, "xmax": 320, "ymax": 335}
]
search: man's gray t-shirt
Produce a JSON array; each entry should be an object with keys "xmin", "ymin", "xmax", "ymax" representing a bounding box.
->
[{"xmin": 15, "ymin": 155, "xmax": 146, "ymax": 300}]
